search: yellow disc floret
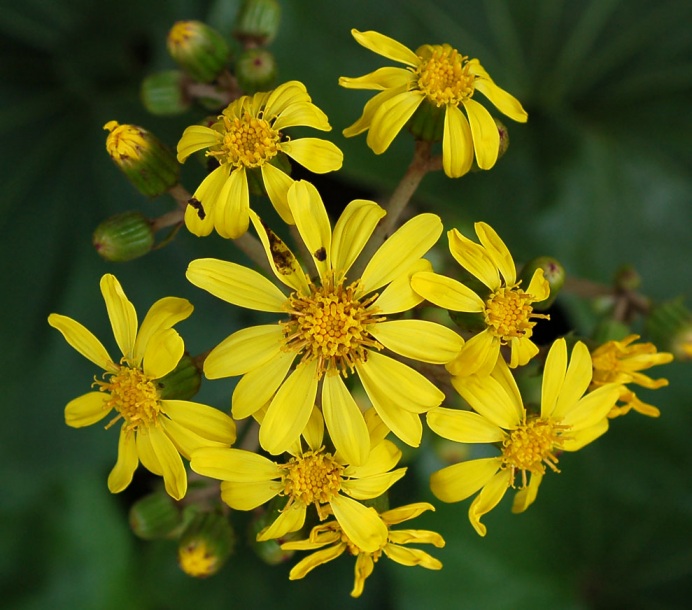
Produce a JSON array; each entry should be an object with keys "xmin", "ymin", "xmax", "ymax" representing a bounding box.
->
[
  {"xmin": 281, "ymin": 449, "xmax": 344, "ymax": 518},
  {"xmin": 209, "ymin": 111, "xmax": 281, "ymax": 169},
  {"xmin": 178, "ymin": 540, "xmax": 219, "ymax": 578},
  {"xmin": 484, "ymin": 284, "xmax": 548, "ymax": 343},
  {"xmin": 415, "ymin": 44, "xmax": 475, "ymax": 107}
]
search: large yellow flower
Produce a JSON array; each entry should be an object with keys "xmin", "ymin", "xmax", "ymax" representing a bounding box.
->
[
  {"xmin": 186, "ymin": 180, "xmax": 462, "ymax": 466},
  {"xmin": 177, "ymin": 80, "xmax": 343, "ymax": 238},
  {"xmin": 191, "ymin": 409, "xmax": 405, "ymax": 553},
  {"xmin": 47, "ymin": 274, "xmax": 236, "ymax": 500},
  {"xmin": 282, "ymin": 502, "xmax": 445, "ymax": 598},
  {"xmin": 339, "ymin": 29, "xmax": 528, "ymax": 178},
  {"xmin": 412, "ymin": 221, "xmax": 550, "ymax": 377},
  {"xmin": 428, "ymin": 338, "xmax": 622, "ymax": 536},
  {"xmin": 590, "ymin": 334, "xmax": 673, "ymax": 418}
]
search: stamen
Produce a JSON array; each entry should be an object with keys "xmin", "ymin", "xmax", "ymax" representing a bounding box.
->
[
  {"xmin": 415, "ymin": 45, "xmax": 475, "ymax": 107},
  {"xmin": 208, "ymin": 111, "xmax": 281, "ymax": 168},
  {"xmin": 281, "ymin": 448, "xmax": 344, "ymax": 517},
  {"xmin": 484, "ymin": 284, "xmax": 549, "ymax": 343}
]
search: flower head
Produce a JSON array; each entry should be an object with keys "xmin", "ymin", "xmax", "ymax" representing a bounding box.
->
[
  {"xmin": 412, "ymin": 222, "xmax": 550, "ymax": 377},
  {"xmin": 48, "ymin": 274, "xmax": 236, "ymax": 500},
  {"xmin": 186, "ymin": 180, "xmax": 462, "ymax": 466},
  {"xmin": 177, "ymin": 80, "xmax": 343, "ymax": 238},
  {"xmin": 590, "ymin": 334, "xmax": 673, "ymax": 418},
  {"xmin": 191, "ymin": 409, "xmax": 406, "ymax": 552},
  {"xmin": 428, "ymin": 338, "xmax": 621, "ymax": 536},
  {"xmin": 339, "ymin": 29, "xmax": 528, "ymax": 178},
  {"xmin": 281, "ymin": 502, "xmax": 445, "ymax": 598}
]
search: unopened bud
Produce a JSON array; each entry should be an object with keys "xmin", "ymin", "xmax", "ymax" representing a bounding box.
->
[
  {"xmin": 141, "ymin": 70, "xmax": 191, "ymax": 116},
  {"xmin": 104, "ymin": 121, "xmax": 180, "ymax": 197},
  {"xmin": 157, "ymin": 353, "xmax": 202, "ymax": 400},
  {"xmin": 248, "ymin": 509, "xmax": 298, "ymax": 565},
  {"xmin": 167, "ymin": 21, "xmax": 231, "ymax": 83},
  {"xmin": 519, "ymin": 256, "xmax": 565, "ymax": 311},
  {"xmin": 614, "ymin": 264, "xmax": 641, "ymax": 292},
  {"xmin": 646, "ymin": 297, "xmax": 692, "ymax": 361},
  {"xmin": 93, "ymin": 211, "xmax": 155, "ymax": 262},
  {"xmin": 178, "ymin": 511, "xmax": 235, "ymax": 578},
  {"xmin": 234, "ymin": 0, "xmax": 282, "ymax": 46},
  {"xmin": 129, "ymin": 491, "xmax": 182, "ymax": 540},
  {"xmin": 235, "ymin": 48, "xmax": 277, "ymax": 93}
]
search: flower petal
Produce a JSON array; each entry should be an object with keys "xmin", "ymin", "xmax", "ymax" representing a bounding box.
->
[
  {"xmin": 287, "ymin": 543, "xmax": 347, "ymax": 580},
  {"xmin": 350, "ymin": 29, "xmax": 420, "ymax": 66},
  {"xmin": 272, "ymin": 101, "xmax": 331, "ymax": 131},
  {"xmin": 176, "ymin": 125, "xmax": 219, "ymax": 162},
  {"xmin": 282, "ymin": 138, "xmax": 343, "ymax": 174},
  {"xmin": 258, "ymin": 505, "xmax": 307, "ymax": 541},
  {"xmin": 553, "ymin": 341, "xmax": 594, "ymax": 419},
  {"xmin": 452, "ymin": 370, "xmax": 522, "ymax": 430},
  {"xmin": 561, "ymin": 384, "xmax": 620, "ymax": 431},
  {"xmin": 468, "ymin": 469, "xmax": 512, "ymax": 536},
  {"xmin": 220, "ymin": 479, "xmax": 283, "ymax": 511},
  {"xmin": 367, "ymin": 91, "xmax": 424, "ymax": 154},
  {"xmin": 100, "ymin": 274, "xmax": 137, "ymax": 358},
  {"xmin": 204, "ymin": 325, "xmax": 285, "ymax": 379},
  {"xmin": 473, "ymin": 73, "xmax": 528, "ymax": 123},
  {"xmin": 427, "ymin": 407, "xmax": 505, "ymax": 443},
  {"xmin": 370, "ymin": 320, "xmax": 463, "ymax": 364},
  {"xmin": 332, "ymin": 199, "xmax": 386, "ymax": 280},
  {"xmin": 448, "ymin": 228, "xmax": 501, "ymax": 290},
  {"xmin": 541, "ymin": 338, "xmax": 568, "ymax": 419},
  {"xmin": 380, "ymin": 502, "xmax": 436, "ymax": 524},
  {"xmin": 162, "ymin": 400, "xmax": 236, "ymax": 444},
  {"xmin": 142, "ymin": 328, "xmax": 184, "ymax": 379},
  {"xmin": 383, "ymin": 545, "xmax": 442, "ymax": 569},
  {"xmin": 339, "ymin": 66, "xmax": 412, "ymax": 90},
  {"xmin": 107, "ymin": 428, "xmax": 138, "ymax": 493},
  {"xmin": 260, "ymin": 162, "xmax": 295, "ymax": 224},
  {"xmin": 330, "ymin": 494, "xmax": 389, "ymax": 553},
  {"xmin": 463, "ymin": 98, "xmax": 500, "ymax": 170},
  {"xmin": 345, "ymin": 439, "xmax": 401, "ymax": 478},
  {"xmin": 160, "ymin": 417, "xmax": 229, "ymax": 459},
  {"xmin": 191, "ymin": 447, "xmax": 279, "ymax": 482},
  {"xmin": 446, "ymin": 330, "xmax": 499, "ymax": 377},
  {"xmin": 136, "ymin": 430, "xmax": 162, "ymax": 475},
  {"xmin": 133, "ymin": 297, "xmax": 193, "ymax": 364},
  {"xmin": 288, "ymin": 180, "xmax": 332, "ymax": 278},
  {"xmin": 149, "ymin": 425, "xmax": 187, "ymax": 500},
  {"xmin": 561, "ymin": 418, "xmax": 609, "ymax": 451},
  {"xmin": 232, "ymin": 351, "xmax": 296, "ymax": 419},
  {"xmin": 511, "ymin": 473, "xmax": 543, "ymax": 514},
  {"xmin": 187, "ymin": 258, "xmax": 287, "ymax": 312},
  {"xmin": 474, "ymin": 222, "xmax": 516, "ymax": 286},
  {"xmin": 65, "ymin": 392, "xmax": 111, "ymax": 428},
  {"xmin": 430, "ymin": 457, "xmax": 502, "ymax": 503},
  {"xmin": 214, "ymin": 165, "xmax": 250, "ymax": 239},
  {"xmin": 48, "ymin": 313, "xmax": 113, "ymax": 370},
  {"xmin": 342, "ymin": 87, "xmax": 404, "ymax": 137},
  {"xmin": 372, "ymin": 258, "xmax": 432, "ymax": 314},
  {"xmin": 410, "ymin": 271, "xmax": 484, "ymax": 312},
  {"xmin": 341, "ymin": 468, "xmax": 406, "ymax": 500},
  {"xmin": 185, "ymin": 166, "xmax": 225, "ymax": 236},
  {"xmin": 442, "ymin": 105, "xmax": 474, "ymax": 178}
]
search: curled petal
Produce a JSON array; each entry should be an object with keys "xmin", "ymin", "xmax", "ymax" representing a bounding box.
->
[
  {"xmin": 257, "ymin": 505, "xmax": 306, "ymax": 541},
  {"xmin": 468, "ymin": 469, "xmax": 512, "ymax": 536},
  {"xmin": 383, "ymin": 544, "xmax": 443, "ymax": 569},
  {"xmin": 288, "ymin": 543, "xmax": 347, "ymax": 580},
  {"xmin": 176, "ymin": 125, "xmax": 220, "ymax": 162}
]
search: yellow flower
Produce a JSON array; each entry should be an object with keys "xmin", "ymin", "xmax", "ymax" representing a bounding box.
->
[
  {"xmin": 281, "ymin": 502, "xmax": 444, "ymax": 598},
  {"xmin": 191, "ymin": 409, "xmax": 405, "ymax": 553},
  {"xmin": 186, "ymin": 180, "xmax": 462, "ymax": 466},
  {"xmin": 428, "ymin": 338, "xmax": 621, "ymax": 536},
  {"xmin": 412, "ymin": 222, "xmax": 550, "ymax": 377},
  {"xmin": 590, "ymin": 334, "xmax": 673, "ymax": 418},
  {"xmin": 177, "ymin": 80, "xmax": 343, "ymax": 238},
  {"xmin": 339, "ymin": 29, "xmax": 527, "ymax": 178},
  {"xmin": 47, "ymin": 274, "xmax": 236, "ymax": 500}
]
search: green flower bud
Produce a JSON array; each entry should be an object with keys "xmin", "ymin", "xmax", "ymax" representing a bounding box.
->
[
  {"xmin": 93, "ymin": 211, "xmax": 155, "ymax": 262},
  {"xmin": 178, "ymin": 511, "xmax": 235, "ymax": 578},
  {"xmin": 248, "ymin": 509, "xmax": 298, "ymax": 565},
  {"xmin": 519, "ymin": 256, "xmax": 565, "ymax": 311},
  {"xmin": 407, "ymin": 101, "xmax": 445, "ymax": 143},
  {"xmin": 129, "ymin": 491, "xmax": 182, "ymax": 540},
  {"xmin": 141, "ymin": 70, "xmax": 191, "ymax": 116},
  {"xmin": 104, "ymin": 121, "xmax": 180, "ymax": 197},
  {"xmin": 591, "ymin": 319, "xmax": 631, "ymax": 344},
  {"xmin": 234, "ymin": 0, "xmax": 282, "ymax": 46},
  {"xmin": 156, "ymin": 353, "xmax": 202, "ymax": 401},
  {"xmin": 646, "ymin": 297, "xmax": 692, "ymax": 361},
  {"xmin": 614, "ymin": 264, "xmax": 641, "ymax": 292},
  {"xmin": 167, "ymin": 21, "xmax": 231, "ymax": 84},
  {"xmin": 235, "ymin": 48, "xmax": 277, "ymax": 93}
]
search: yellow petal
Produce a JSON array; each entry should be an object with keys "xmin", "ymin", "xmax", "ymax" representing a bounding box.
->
[
  {"xmin": 350, "ymin": 29, "xmax": 420, "ymax": 66},
  {"xmin": 552, "ymin": 341, "xmax": 593, "ymax": 419},
  {"xmin": 446, "ymin": 330, "xmax": 499, "ymax": 377},
  {"xmin": 257, "ymin": 506, "xmax": 306, "ymax": 541},
  {"xmin": 260, "ymin": 162, "xmax": 295, "ymax": 224},
  {"xmin": 288, "ymin": 543, "xmax": 346, "ymax": 580},
  {"xmin": 468, "ymin": 469, "xmax": 512, "ymax": 536},
  {"xmin": 48, "ymin": 313, "xmax": 113, "ymax": 370},
  {"xmin": 136, "ymin": 430, "xmax": 162, "ymax": 475},
  {"xmin": 452, "ymin": 370, "xmax": 522, "ymax": 430},
  {"xmin": 366, "ymin": 392, "xmax": 422, "ymax": 447},
  {"xmin": 176, "ymin": 125, "xmax": 220, "ymax": 162},
  {"xmin": 191, "ymin": 447, "xmax": 279, "ymax": 482},
  {"xmin": 288, "ymin": 180, "xmax": 331, "ymax": 279},
  {"xmin": 263, "ymin": 81, "xmax": 313, "ymax": 121},
  {"xmin": 142, "ymin": 328, "xmax": 183, "ymax": 379},
  {"xmin": 509, "ymin": 335, "xmax": 539, "ymax": 368},
  {"xmin": 430, "ymin": 457, "xmax": 502, "ymax": 503},
  {"xmin": 149, "ymin": 425, "xmax": 187, "ymax": 500},
  {"xmin": 474, "ymin": 222, "xmax": 516, "ymax": 286},
  {"xmin": 330, "ymin": 494, "xmax": 388, "ymax": 553},
  {"xmin": 561, "ymin": 418, "xmax": 609, "ymax": 451},
  {"xmin": 447, "ymin": 228, "xmax": 501, "ymax": 290},
  {"xmin": 442, "ymin": 105, "xmax": 474, "ymax": 178},
  {"xmin": 302, "ymin": 407, "xmax": 326, "ymax": 452},
  {"xmin": 100, "ymin": 274, "xmax": 137, "ymax": 359},
  {"xmin": 370, "ymin": 319, "xmax": 463, "ymax": 364},
  {"xmin": 162, "ymin": 400, "xmax": 236, "ymax": 444},
  {"xmin": 204, "ymin": 325, "xmax": 284, "ymax": 379},
  {"xmin": 383, "ymin": 545, "xmax": 443, "ymax": 569},
  {"xmin": 186, "ymin": 258, "xmax": 287, "ymax": 312},
  {"xmin": 490, "ymin": 356, "xmax": 524, "ymax": 411},
  {"xmin": 345, "ymin": 439, "xmax": 401, "ymax": 478},
  {"xmin": 511, "ymin": 473, "xmax": 543, "ymax": 514},
  {"xmin": 351, "ymin": 554, "xmax": 375, "ymax": 598},
  {"xmin": 366, "ymin": 91, "xmax": 424, "ymax": 154},
  {"xmin": 560, "ymin": 384, "xmax": 620, "ymax": 431},
  {"xmin": 527, "ymin": 268, "xmax": 551, "ymax": 302},
  {"xmin": 426, "ymin": 407, "xmax": 505, "ymax": 443},
  {"xmin": 184, "ymin": 193, "xmax": 215, "ymax": 237},
  {"xmin": 282, "ymin": 138, "xmax": 343, "ymax": 174},
  {"xmin": 361, "ymin": 213, "xmax": 442, "ymax": 293},
  {"xmin": 331, "ymin": 199, "xmax": 386, "ymax": 280},
  {"xmin": 133, "ymin": 297, "xmax": 193, "ymax": 364},
  {"xmin": 541, "ymin": 338, "xmax": 568, "ymax": 419},
  {"xmin": 259, "ymin": 361, "xmax": 318, "ymax": 455},
  {"xmin": 232, "ymin": 351, "xmax": 295, "ymax": 419},
  {"xmin": 371, "ymin": 258, "xmax": 432, "ymax": 314},
  {"xmin": 463, "ymin": 98, "xmax": 500, "ymax": 170},
  {"xmin": 339, "ymin": 66, "xmax": 412, "ymax": 90},
  {"xmin": 410, "ymin": 271, "xmax": 484, "ymax": 312},
  {"xmin": 322, "ymin": 374, "xmax": 370, "ymax": 467},
  {"xmin": 65, "ymin": 392, "xmax": 111, "ymax": 428},
  {"xmin": 159, "ymin": 417, "xmax": 228, "ymax": 459},
  {"xmin": 188, "ymin": 164, "xmax": 228, "ymax": 235},
  {"xmin": 272, "ymin": 101, "xmax": 331, "ymax": 131},
  {"xmin": 214, "ymin": 166, "xmax": 250, "ymax": 239},
  {"xmin": 473, "ymin": 75, "xmax": 528, "ymax": 123},
  {"xmin": 380, "ymin": 502, "xmax": 436, "ymax": 525},
  {"xmin": 220, "ymin": 479, "xmax": 283, "ymax": 511},
  {"xmin": 107, "ymin": 428, "xmax": 138, "ymax": 493},
  {"xmin": 341, "ymin": 468, "xmax": 406, "ymax": 500},
  {"xmin": 342, "ymin": 87, "xmax": 404, "ymax": 137}
]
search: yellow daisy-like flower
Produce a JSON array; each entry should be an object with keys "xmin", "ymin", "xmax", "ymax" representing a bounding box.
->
[
  {"xmin": 186, "ymin": 180, "xmax": 462, "ymax": 466},
  {"xmin": 428, "ymin": 338, "xmax": 622, "ymax": 536},
  {"xmin": 590, "ymin": 334, "xmax": 673, "ymax": 418},
  {"xmin": 411, "ymin": 222, "xmax": 550, "ymax": 377},
  {"xmin": 339, "ymin": 29, "xmax": 528, "ymax": 178},
  {"xmin": 47, "ymin": 274, "xmax": 236, "ymax": 500},
  {"xmin": 282, "ymin": 502, "xmax": 445, "ymax": 598},
  {"xmin": 177, "ymin": 80, "xmax": 343, "ymax": 238},
  {"xmin": 191, "ymin": 409, "xmax": 406, "ymax": 553}
]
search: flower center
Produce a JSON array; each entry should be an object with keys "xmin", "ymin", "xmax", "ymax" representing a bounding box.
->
[
  {"xmin": 281, "ymin": 449, "xmax": 344, "ymax": 518},
  {"xmin": 415, "ymin": 44, "xmax": 475, "ymax": 107},
  {"xmin": 104, "ymin": 121, "xmax": 148, "ymax": 165},
  {"xmin": 502, "ymin": 418, "xmax": 569, "ymax": 487},
  {"xmin": 484, "ymin": 285, "xmax": 548, "ymax": 343},
  {"xmin": 282, "ymin": 276, "xmax": 384, "ymax": 379},
  {"xmin": 178, "ymin": 541, "xmax": 218, "ymax": 578},
  {"xmin": 210, "ymin": 112, "xmax": 281, "ymax": 169},
  {"xmin": 94, "ymin": 361, "xmax": 162, "ymax": 431}
]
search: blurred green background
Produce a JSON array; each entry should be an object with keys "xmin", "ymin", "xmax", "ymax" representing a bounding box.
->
[{"xmin": 1, "ymin": 0, "xmax": 691, "ymax": 608}]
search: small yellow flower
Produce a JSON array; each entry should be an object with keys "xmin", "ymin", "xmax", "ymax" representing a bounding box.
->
[
  {"xmin": 339, "ymin": 29, "xmax": 527, "ymax": 178},
  {"xmin": 186, "ymin": 180, "xmax": 462, "ymax": 466},
  {"xmin": 282, "ymin": 502, "xmax": 445, "ymax": 598},
  {"xmin": 428, "ymin": 338, "xmax": 621, "ymax": 536},
  {"xmin": 177, "ymin": 80, "xmax": 343, "ymax": 238},
  {"xmin": 412, "ymin": 222, "xmax": 550, "ymax": 377},
  {"xmin": 48, "ymin": 274, "xmax": 236, "ymax": 500},
  {"xmin": 590, "ymin": 334, "xmax": 673, "ymax": 418},
  {"xmin": 191, "ymin": 409, "xmax": 405, "ymax": 553}
]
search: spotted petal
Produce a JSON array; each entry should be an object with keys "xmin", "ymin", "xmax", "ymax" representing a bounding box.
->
[{"xmin": 288, "ymin": 180, "xmax": 332, "ymax": 278}]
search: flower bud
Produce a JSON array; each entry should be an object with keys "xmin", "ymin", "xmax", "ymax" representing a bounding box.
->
[
  {"xmin": 93, "ymin": 211, "xmax": 155, "ymax": 262},
  {"xmin": 178, "ymin": 511, "xmax": 235, "ymax": 578},
  {"xmin": 141, "ymin": 70, "xmax": 191, "ymax": 116},
  {"xmin": 156, "ymin": 353, "xmax": 202, "ymax": 400},
  {"xmin": 235, "ymin": 48, "xmax": 277, "ymax": 93},
  {"xmin": 167, "ymin": 21, "xmax": 231, "ymax": 84},
  {"xmin": 104, "ymin": 121, "xmax": 180, "ymax": 197},
  {"xmin": 233, "ymin": 0, "xmax": 282, "ymax": 46},
  {"xmin": 519, "ymin": 256, "xmax": 565, "ymax": 311},
  {"xmin": 129, "ymin": 491, "xmax": 182, "ymax": 540},
  {"xmin": 646, "ymin": 297, "xmax": 692, "ymax": 361},
  {"xmin": 248, "ymin": 510, "xmax": 298, "ymax": 565}
]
